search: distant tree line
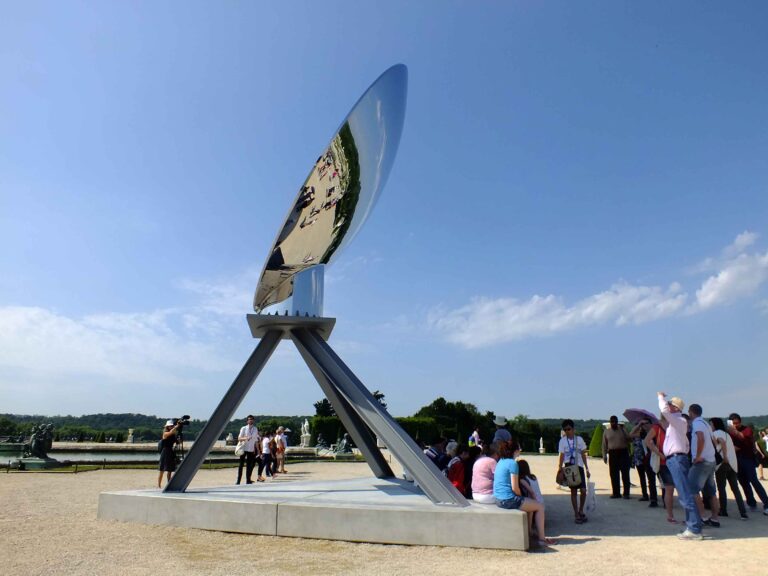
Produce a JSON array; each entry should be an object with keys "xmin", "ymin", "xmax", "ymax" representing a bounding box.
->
[
  {"xmin": 309, "ymin": 395, "xmax": 606, "ymax": 452},
  {"xmin": 0, "ymin": 413, "xmax": 308, "ymax": 445},
  {"xmin": 3, "ymin": 408, "xmax": 766, "ymax": 451}
]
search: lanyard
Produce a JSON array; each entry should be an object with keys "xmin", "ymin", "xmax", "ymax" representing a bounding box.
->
[{"xmin": 566, "ymin": 436, "xmax": 576, "ymax": 463}]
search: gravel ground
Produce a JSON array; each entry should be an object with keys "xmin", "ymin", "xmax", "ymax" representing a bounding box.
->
[{"xmin": 2, "ymin": 455, "xmax": 767, "ymax": 575}]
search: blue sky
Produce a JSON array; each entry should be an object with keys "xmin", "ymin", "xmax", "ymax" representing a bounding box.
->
[{"xmin": 1, "ymin": 2, "xmax": 767, "ymax": 421}]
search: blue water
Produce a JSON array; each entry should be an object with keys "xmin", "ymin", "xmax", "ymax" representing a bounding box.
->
[{"xmin": 47, "ymin": 451, "xmax": 236, "ymax": 463}]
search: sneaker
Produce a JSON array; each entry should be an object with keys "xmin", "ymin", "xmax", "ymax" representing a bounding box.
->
[
  {"xmin": 704, "ymin": 519, "xmax": 720, "ymax": 528},
  {"xmin": 609, "ymin": 495, "xmax": 621, "ymax": 499},
  {"xmin": 677, "ymin": 529, "xmax": 703, "ymax": 541},
  {"xmin": 623, "ymin": 494, "xmax": 631, "ymax": 500},
  {"xmin": 763, "ymin": 507, "xmax": 768, "ymax": 516},
  {"xmin": 740, "ymin": 513, "xmax": 748, "ymax": 520},
  {"xmin": 649, "ymin": 501, "xmax": 659, "ymax": 508},
  {"xmin": 639, "ymin": 496, "xmax": 649, "ymax": 502},
  {"xmin": 720, "ymin": 510, "xmax": 728, "ymax": 517}
]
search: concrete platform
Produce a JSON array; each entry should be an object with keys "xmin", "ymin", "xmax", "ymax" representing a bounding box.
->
[{"xmin": 98, "ymin": 477, "xmax": 528, "ymax": 550}]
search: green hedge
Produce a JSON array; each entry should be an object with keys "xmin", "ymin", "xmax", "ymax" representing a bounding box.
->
[
  {"xmin": 588, "ymin": 424, "xmax": 604, "ymax": 457},
  {"xmin": 395, "ymin": 417, "xmax": 439, "ymax": 444}
]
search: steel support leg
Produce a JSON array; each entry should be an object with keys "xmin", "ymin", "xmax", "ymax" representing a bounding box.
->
[
  {"xmin": 294, "ymin": 341, "xmax": 394, "ymax": 478},
  {"xmin": 164, "ymin": 329, "xmax": 282, "ymax": 492},
  {"xmin": 290, "ymin": 327, "xmax": 468, "ymax": 506}
]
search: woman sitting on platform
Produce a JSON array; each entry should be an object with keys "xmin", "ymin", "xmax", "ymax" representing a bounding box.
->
[{"xmin": 493, "ymin": 439, "xmax": 556, "ymax": 547}]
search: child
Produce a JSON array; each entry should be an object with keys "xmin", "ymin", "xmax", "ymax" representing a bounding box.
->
[
  {"xmin": 518, "ymin": 459, "xmax": 544, "ymax": 540},
  {"xmin": 518, "ymin": 459, "xmax": 544, "ymax": 503}
]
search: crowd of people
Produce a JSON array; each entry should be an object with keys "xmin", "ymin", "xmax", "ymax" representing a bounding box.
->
[
  {"xmin": 156, "ymin": 415, "xmax": 289, "ymax": 488},
  {"xmin": 422, "ymin": 398, "xmax": 768, "ymax": 547},
  {"xmin": 234, "ymin": 415, "xmax": 288, "ymax": 484},
  {"xmin": 155, "ymin": 405, "xmax": 768, "ymax": 547}
]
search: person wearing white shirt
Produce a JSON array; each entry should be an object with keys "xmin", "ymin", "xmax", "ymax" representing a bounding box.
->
[
  {"xmin": 658, "ymin": 392, "xmax": 703, "ymax": 540},
  {"xmin": 236, "ymin": 415, "xmax": 260, "ymax": 485},
  {"xmin": 257, "ymin": 430, "xmax": 273, "ymax": 482},
  {"xmin": 711, "ymin": 417, "xmax": 748, "ymax": 519},
  {"xmin": 688, "ymin": 403, "xmax": 720, "ymax": 527},
  {"xmin": 275, "ymin": 426, "xmax": 288, "ymax": 474}
]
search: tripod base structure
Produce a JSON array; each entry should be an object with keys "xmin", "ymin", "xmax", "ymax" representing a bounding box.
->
[
  {"xmin": 98, "ymin": 314, "xmax": 531, "ymax": 550},
  {"xmin": 164, "ymin": 314, "xmax": 467, "ymax": 507}
]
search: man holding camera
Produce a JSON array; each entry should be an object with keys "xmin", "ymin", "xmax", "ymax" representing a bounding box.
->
[{"xmin": 236, "ymin": 415, "xmax": 260, "ymax": 485}]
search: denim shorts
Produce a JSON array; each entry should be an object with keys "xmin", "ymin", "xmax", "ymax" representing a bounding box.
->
[
  {"xmin": 658, "ymin": 464, "xmax": 674, "ymax": 487},
  {"xmin": 688, "ymin": 460, "xmax": 717, "ymax": 497},
  {"xmin": 496, "ymin": 495, "xmax": 524, "ymax": 510}
]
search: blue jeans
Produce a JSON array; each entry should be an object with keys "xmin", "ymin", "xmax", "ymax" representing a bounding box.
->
[
  {"xmin": 736, "ymin": 454, "xmax": 768, "ymax": 509},
  {"xmin": 688, "ymin": 460, "xmax": 716, "ymax": 498},
  {"xmin": 667, "ymin": 454, "xmax": 702, "ymax": 534}
]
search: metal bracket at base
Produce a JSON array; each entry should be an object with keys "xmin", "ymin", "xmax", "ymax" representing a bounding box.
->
[{"xmin": 165, "ymin": 315, "xmax": 467, "ymax": 507}]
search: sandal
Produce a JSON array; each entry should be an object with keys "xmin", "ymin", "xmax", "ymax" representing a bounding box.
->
[
  {"xmin": 537, "ymin": 538, "xmax": 558, "ymax": 547},
  {"xmin": 579, "ymin": 513, "xmax": 588, "ymax": 523},
  {"xmin": 575, "ymin": 517, "xmax": 584, "ymax": 524},
  {"xmin": 666, "ymin": 517, "xmax": 677, "ymax": 524}
]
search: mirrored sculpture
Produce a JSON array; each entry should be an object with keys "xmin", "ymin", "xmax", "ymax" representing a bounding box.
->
[
  {"xmin": 164, "ymin": 64, "xmax": 468, "ymax": 507},
  {"xmin": 254, "ymin": 64, "xmax": 407, "ymax": 316}
]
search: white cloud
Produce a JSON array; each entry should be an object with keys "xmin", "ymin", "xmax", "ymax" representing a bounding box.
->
[
  {"xmin": 0, "ymin": 306, "xmax": 237, "ymax": 387},
  {"xmin": 690, "ymin": 230, "xmax": 759, "ymax": 273},
  {"xmin": 724, "ymin": 231, "xmax": 759, "ymax": 257},
  {"xmin": 429, "ymin": 283, "xmax": 687, "ymax": 349},
  {"xmin": 693, "ymin": 250, "xmax": 768, "ymax": 311},
  {"xmin": 0, "ymin": 268, "xmax": 318, "ymax": 414},
  {"xmin": 178, "ymin": 269, "xmax": 258, "ymax": 316},
  {"xmin": 431, "ymin": 231, "xmax": 767, "ymax": 348}
]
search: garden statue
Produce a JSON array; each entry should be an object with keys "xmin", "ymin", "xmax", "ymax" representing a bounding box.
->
[
  {"xmin": 24, "ymin": 423, "xmax": 54, "ymax": 459},
  {"xmin": 334, "ymin": 433, "xmax": 353, "ymax": 454}
]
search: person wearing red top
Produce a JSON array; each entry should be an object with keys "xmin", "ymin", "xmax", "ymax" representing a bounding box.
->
[
  {"xmin": 447, "ymin": 445, "xmax": 470, "ymax": 495},
  {"xmin": 728, "ymin": 413, "xmax": 768, "ymax": 514},
  {"xmin": 645, "ymin": 420, "xmax": 677, "ymax": 523}
]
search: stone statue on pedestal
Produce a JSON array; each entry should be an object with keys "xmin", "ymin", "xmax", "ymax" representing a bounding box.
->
[
  {"xmin": 25, "ymin": 424, "xmax": 54, "ymax": 459},
  {"xmin": 300, "ymin": 418, "xmax": 311, "ymax": 448}
]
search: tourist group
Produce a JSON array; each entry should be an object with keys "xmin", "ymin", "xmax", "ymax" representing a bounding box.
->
[{"xmin": 424, "ymin": 393, "xmax": 768, "ymax": 547}]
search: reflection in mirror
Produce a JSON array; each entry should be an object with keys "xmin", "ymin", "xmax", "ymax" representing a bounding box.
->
[{"xmin": 254, "ymin": 65, "xmax": 407, "ymax": 312}]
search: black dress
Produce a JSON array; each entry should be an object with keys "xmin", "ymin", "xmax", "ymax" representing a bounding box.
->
[{"xmin": 159, "ymin": 434, "xmax": 177, "ymax": 472}]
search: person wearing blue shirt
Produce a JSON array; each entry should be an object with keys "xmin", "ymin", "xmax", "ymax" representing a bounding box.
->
[{"xmin": 493, "ymin": 439, "xmax": 556, "ymax": 548}]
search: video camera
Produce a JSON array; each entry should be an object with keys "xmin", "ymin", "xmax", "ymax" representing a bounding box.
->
[{"xmin": 173, "ymin": 415, "xmax": 191, "ymax": 428}]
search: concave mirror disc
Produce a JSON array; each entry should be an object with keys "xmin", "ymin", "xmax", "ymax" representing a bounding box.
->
[{"xmin": 253, "ymin": 64, "xmax": 408, "ymax": 312}]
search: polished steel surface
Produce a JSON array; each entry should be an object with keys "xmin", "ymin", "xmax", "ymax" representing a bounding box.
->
[{"xmin": 254, "ymin": 64, "xmax": 407, "ymax": 312}]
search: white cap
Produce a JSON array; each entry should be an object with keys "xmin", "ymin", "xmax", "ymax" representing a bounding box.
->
[{"xmin": 165, "ymin": 420, "xmax": 175, "ymax": 427}]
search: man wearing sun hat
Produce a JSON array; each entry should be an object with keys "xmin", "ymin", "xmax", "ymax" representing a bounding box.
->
[
  {"xmin": 492, "ymin": 416, "xmax": 512, "ymax": 444},
  {"xmin": 658, "ymin": 392, "xmax": 704, "ymax": 541}
]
